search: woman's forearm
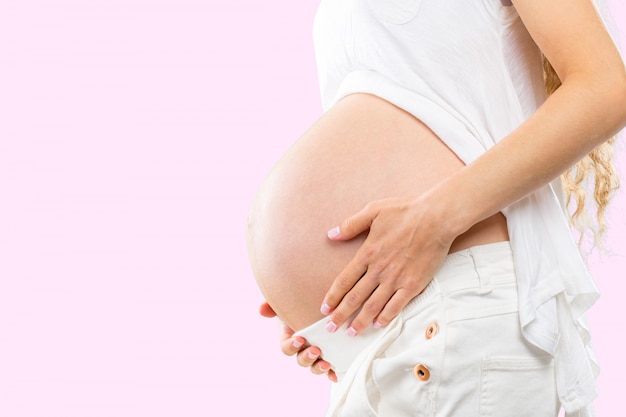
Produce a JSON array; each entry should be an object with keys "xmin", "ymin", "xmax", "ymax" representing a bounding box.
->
[
  {"xmin": 320, "ymin": 0, "xmax": 626, "ymax": 335},
  {"xmin": 436, "ymin": 71, "xmax": 626, "ymax": 239}
]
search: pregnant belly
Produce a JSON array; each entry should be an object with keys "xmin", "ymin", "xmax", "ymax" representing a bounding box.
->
[{"xmin": 247, "ymin": 93, "xmax": 509, "ymax": 331}]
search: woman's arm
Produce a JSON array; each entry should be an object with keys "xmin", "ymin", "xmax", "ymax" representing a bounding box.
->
[{"xmin": 320, "ymin": 0, "xmax": 626, "ymax": 335}]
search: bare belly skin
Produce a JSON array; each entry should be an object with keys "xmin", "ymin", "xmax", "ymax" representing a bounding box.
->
[{"xmin": 247, "ymin": 93, "xmax": 509, "ymax": 331}]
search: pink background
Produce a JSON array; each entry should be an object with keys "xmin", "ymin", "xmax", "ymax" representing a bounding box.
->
[{"xmin": 0, "ymin": 1, "xmax": 624, "ymax": 415}]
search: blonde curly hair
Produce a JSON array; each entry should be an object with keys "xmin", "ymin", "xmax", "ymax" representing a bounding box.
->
[{"xmin": 543, "ymin": 58, "xmax": 620, "ymax": 245}]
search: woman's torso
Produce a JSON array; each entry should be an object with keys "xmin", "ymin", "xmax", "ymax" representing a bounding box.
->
[
  {"xmin": 247, "ymin": 93, "xmax": 509, "ymax": 331},
  {"xmin": 247, "ymin": 0, "xmax": 545, "ymax": 332},
  {"xmin": 247, "ymin": 1, "xmax": 602, "ymax": 410}
]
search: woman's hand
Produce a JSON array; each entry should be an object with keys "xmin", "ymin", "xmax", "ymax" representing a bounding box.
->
[
  {"xmin": 259, "ymin": 302, "xmax": 337, "ymax": 382},
  {"xmin": 320, "ymin": 194, "xmax": 458, "ymax": 336},
  {"xmin": 318, "ymin": 0, "xmax": 626, "ymax": 339}
]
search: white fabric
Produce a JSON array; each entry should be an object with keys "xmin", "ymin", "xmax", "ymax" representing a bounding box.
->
[
  {"xmin": 295, "ymin": 242, "xmax": 560, "ymax": 416},
  {"xmin": 312, "ymin": 0, "xmax": 605, "ymax": 414}
]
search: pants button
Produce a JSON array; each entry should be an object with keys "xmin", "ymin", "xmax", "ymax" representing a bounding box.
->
[
  {"xmin": 425, "ymin": 322, "xmax": 439, "ymax": 339},
  {"xmin": 413, "ymin": 364, "xmax": 430, "ymax": 381}
]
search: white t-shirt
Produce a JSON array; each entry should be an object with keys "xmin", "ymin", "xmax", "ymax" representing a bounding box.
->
[{"xmin": 312, "ymin": 1, "xmax": 601, "ymax": 414}]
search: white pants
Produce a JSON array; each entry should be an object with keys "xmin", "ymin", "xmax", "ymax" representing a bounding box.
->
[{"xmin": 295, "ymin": 242, "xmax": 560, "ymax": 417}]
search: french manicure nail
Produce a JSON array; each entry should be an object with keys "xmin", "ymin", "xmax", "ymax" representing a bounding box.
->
[
  {"xmin": 292, "ymin": 339, "xmax": 303, "ymax": 349},
  {"xmin": 326, "ymin": 320, "xmax": 338, "ymax": 333},
  {"xmin": 307, "ymin": 351, "xmax": 318, "ymax": 360},
  {"xmin": 373, "ymin": 321, "xmax": 382, "ymax": 329},
  {"xmin": 327, "ymin": 226, "xmax": 341, "ymax": 239},
  {"xmin": 320, "ymin": 303, "xmax": 331, "ymax": 315},
  {"xmin": 346, "ymin": 327, "xmax": 357, "ymax": 337}
]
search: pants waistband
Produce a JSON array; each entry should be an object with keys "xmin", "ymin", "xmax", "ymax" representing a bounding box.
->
[{"xmin": 293, "ymin": 241, "xmax": 515, "ymax": 377}]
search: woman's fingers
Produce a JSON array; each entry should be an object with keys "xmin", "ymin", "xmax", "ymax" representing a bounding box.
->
[
  {"xmin": 327, "ymin": 202, "xmax": 379, "ymax": 241},
  {"xmin": 322, "ymin": 236, "xmax": 410, "ymax": 332},
  {"xmin": 277, "ymin": 321, "xmax": 303, "ymax": 357},
  {"xmin": 322, "ymin": 201, "xmax": 390, "ymax": 324},
  {"xmin": 262, "ymin": 303, "xmax": 307, "ymax": 357},
  {"xmin": 327, "ymin": 369, "xmax": 338, "ymax": 383},
  {"xmin": 280, "ymin": 332, "xmax": 337, "ymax": 380},
  {"xmin": 296, "ymin": 346, "xmax": 321, "ymax": 367},
  {"xmin": 338, "ymin": 283, "xmax": 398, "ymax": 335},
  {"xmin": 322, "ymin": 195, "xmax": 456, "ymax": 335},
  {"xmin": 259, "ymin": 301, "xmax": 276, "ymax": 318},
  {"xmin": 262, "ymin": 302, "xmax": 337, "ymax": 380},
  {"xmin": 374, "ymin": 288, "xmax": 416, "ymax": 327},
  {"xmin": 320, "ymin": 255, "xmax": 368, "ymax": 317},
  {"xmin": 280, "ymin": 334, "xmax": 305, "ymax": 356},
  {"xmin": 314, "ymin": 359, "xmax": 333, "ymax": 375},
  {"xmin": 260, "ymin": 301, "xmax": 338, "ymax": 381},
  {"xmin": 297, "ymin": 348, "xmax": 334, "ymax": 377}
]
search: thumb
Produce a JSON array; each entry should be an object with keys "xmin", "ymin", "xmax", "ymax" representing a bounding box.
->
[
  {"xmin": 327, "ymin": 203, "xmax": 378, "ymax": 241},
  {"xmin": 259, "ymin": 301, "xmax": 277, "ymax": 318}
]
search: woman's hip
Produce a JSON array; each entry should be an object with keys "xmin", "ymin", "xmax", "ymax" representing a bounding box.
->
[{"xmin": 296, "ymin": 241, "xmax": 559, "ymax": 416}]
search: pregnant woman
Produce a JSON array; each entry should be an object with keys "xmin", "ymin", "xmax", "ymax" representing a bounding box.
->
[{"xmin": 247, "ymin": 0, "xmax": 625, "ymax": 416}]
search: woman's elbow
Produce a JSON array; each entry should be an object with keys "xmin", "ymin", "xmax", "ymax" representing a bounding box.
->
[
  {"xmin": 615, "ymin": 72, "xmax": 626, "ymax": 125},
  {"xmin": 593, "ymin": 65, "xmax": 626, "ymax": 136},
  {"xmin": 608, "ymin": 71, "xmax": 626, "ymax": 133}
]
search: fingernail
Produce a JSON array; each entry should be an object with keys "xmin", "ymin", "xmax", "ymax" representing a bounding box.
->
[
  {"xmin": 326, "ymin": 320, "xmax": 337, "ymax": 333},
  {"xmin": 319, "ymin": 362, "xmax": 329, "ymax": 372},
  {"xmin": 346, "ymin": 327, "xmax": 357, "ymax": 337},
  {"xmin": 292, "ymin": 339, "xmax": 303, "ymax": 349},
  {"xmin": 307, "ymin": 351, "xmax": 318, "ymax": 360},
  {"xmin": 373, "ymin": 320, "xmax": 383, "ymax": 329},
  {"xmin": 320, "ymin": 303, "xmax": 331, "ymax": 315},
  {"xmin": 327, "ymin": 226, "xmax": 341, "ymax": 239}
]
